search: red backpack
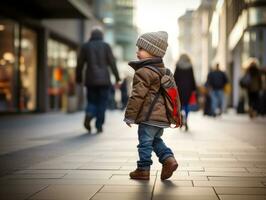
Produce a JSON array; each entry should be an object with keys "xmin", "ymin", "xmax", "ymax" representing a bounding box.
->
[{"xmin": 144, "ymin": 65, "xmax": 182, "ymax": 128}]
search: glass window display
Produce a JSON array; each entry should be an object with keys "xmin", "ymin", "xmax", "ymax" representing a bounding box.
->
[
  {"xmin": 0, "ymin": 19, "xmax": 37, "ymax": 112},
  {"xmin": 0, "ymin": 19, "xmax": 17, "ymax": 112},
  {"xmin": 48, "ymin": 39, "xmax": 77, "ymax": 111},
  {"xmin": 19, "ymin": 27, "xmax": 37, "ymax": 111}
]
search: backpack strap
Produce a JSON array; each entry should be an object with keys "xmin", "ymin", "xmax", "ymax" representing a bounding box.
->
[
  {"xmin": 145, "ymin": 88, "xmax": 162, "ymax": 121},
  {"xmin": 144, "ymin": 65, "xmax": 163, "ymax": 77}
]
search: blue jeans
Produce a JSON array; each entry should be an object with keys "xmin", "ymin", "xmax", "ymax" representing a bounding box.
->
[
  {"xmin": 182, "ymin": 104, "xmax": 190, "ymax": 120},
  {"xmin": 86, "ymin": 86, "xmax": 109, "ymax": 129},
  {"xmin": 137, "ymin": 124, "xmax": 174, "ymax": 170},
  {"xmin": 210, "ymin": 89, "xmax": 225, "ymax": 115}
]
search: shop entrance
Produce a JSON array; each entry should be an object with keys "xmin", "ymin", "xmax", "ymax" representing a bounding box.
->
[{"xmin": 0, "ymin": 19, "xmax": 37, "ymax": 112}]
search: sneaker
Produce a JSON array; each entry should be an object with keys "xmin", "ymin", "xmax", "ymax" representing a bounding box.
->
[
  {"xmin": 84, "ymin": 115, "xmax": 92, "ymax": 132},
  {"xmin": 129, "ymin": 168, "xmax": 150, "ymax": 180},
  {"xmin": 161, "ymin": 157, "xmax": 178, "ymax": 180}
]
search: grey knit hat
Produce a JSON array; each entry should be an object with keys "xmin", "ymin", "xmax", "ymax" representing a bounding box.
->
[{"xmin": 136, "ymin": 31, "xmax": 168, "ymax": 57}]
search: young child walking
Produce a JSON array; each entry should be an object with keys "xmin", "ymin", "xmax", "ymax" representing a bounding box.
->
[{"xmin": 124, "ymin": 31, "xmax": 179, "ymax": 180}]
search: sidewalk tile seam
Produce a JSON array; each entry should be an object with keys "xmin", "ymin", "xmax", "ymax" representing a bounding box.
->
[
  {"xmin": 25, "ymin": 185, "xmax": 50, "ymax": 200},
  {"xmin": 88, "ymin": 185, "xmax": 105, "ymax": 200}
]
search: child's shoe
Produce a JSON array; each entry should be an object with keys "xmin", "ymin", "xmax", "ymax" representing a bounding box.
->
[
  {"xmin": 161, "ymin": 157, "xmax": 178, "ymax": 180},
  {"xmin": 129, "ymin": 168, "xmax": 150, "ymax": 180}
]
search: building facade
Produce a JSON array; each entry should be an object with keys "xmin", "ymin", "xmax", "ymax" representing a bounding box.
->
[
  {"xmin": 93, "ymin": 0, "xmax": 137, "ymax": 79},
  {"xmin": 178, "ymin": 10, "xmax": 195, "ymax": 61},
  {"xmin": 210, "ymin": 0, "xmax": 266, "ymax": 107},
  {"xmin": 227, "ymin": 0, "xmax": 266, "ymax": 107},
  {"xmin": 180, "ymin": 0, "xmax": 266, "ymax": 109},
  {"xmin": 178, "ymin": 0, "xmax": 216, "ymax": 85}
]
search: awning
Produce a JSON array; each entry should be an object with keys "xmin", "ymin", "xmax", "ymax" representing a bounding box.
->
[{"xmin": 0, "ymin": 0, "xmax": 93, "ymax": 19}]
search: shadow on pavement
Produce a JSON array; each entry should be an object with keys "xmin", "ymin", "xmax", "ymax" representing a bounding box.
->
[{"xmin": 0, "ymin": 131, "xmax": 101, "ymax": 176}]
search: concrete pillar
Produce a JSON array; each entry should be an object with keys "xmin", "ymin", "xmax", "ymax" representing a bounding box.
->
[{"xmin": 37, "ymin": 28, "xmax": 49, "ymax": 112}]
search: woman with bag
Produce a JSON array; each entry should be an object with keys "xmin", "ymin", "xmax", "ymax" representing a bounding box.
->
[
  {"xmin": 240, "ymin": 58, "xmax": 262, "ymax": 118},
  {"xmin": 174, "ymin": 54, "xmax": 197, "ymax": 131}
]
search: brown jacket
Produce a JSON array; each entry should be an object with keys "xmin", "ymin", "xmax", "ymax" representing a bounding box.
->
[{"xmin": 124, "ymin": 58, "xmax": 169, "ymax": 127}]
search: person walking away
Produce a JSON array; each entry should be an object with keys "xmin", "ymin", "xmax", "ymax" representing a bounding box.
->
[
  {"xmin": 76, "ymin": 28, "xmax": 120, "ymax": 133},
  {"xmin": 174, "ymin": 54, "xmax": 196, "ymax": 131},
  {"xmin": 240, "ymin": 59, "xmax": 262, "ymax": 118},
  {"xmin": 124, "ymin": 31, "xmax": 180, "ymax": 180},
  {"xmin": 206, "ymin": 63, "xmax": 228, "ymax": 116}
]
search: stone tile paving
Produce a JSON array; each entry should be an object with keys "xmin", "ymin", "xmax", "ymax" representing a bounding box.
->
[{"xmin": 0, "ymin": 111, "xmax": 265, "ymax": 199}]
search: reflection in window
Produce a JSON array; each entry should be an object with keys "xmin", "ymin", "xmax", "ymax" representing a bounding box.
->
[
  {"xmin": 19, "ymin": 27, "xmax": 37, "ymax": 111},
  {"xmin": 242, "ymin": 31, "xmax": 250, "ymax": 65},
  {"xmin": 47, "ymin": 39, "xmax": 77, "ymax": 111},
  {"xmin": 0, "ymin": 20, "xmax": 17, "ymax": 112}
]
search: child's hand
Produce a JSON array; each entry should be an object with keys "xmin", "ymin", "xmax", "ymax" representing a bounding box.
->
[{"xmin": 126, "ymin": 122, "xmax": 132, "ymax": 127}]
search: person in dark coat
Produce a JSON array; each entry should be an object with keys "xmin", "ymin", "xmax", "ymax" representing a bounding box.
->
[
  {"xmin": 174, "ymin": 54, "xmax": 196, "ymax": 131},
  {"xmin": 240, "ymin": 59, "xmax": 262, "ymax": 118},
  {"xmin": 76, "ymin": 28, "xmax": 120, "ymax": 133},
  {"xmin": 206, "ymin": 63, "xmax": 228, "ymax": 116}
]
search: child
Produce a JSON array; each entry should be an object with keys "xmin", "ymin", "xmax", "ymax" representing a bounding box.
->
[{"xmin": 124, "ymin": 31, "xmax": 178, "ymax": 180}]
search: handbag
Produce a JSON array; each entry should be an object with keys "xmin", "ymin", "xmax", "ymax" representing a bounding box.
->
[
  {"xmin": 188, "ymin": 91, "xmax": 199, "ymax": 111},
  {"xmin": 240, "ymin": 74, "xmax": 251, "ymax": 88},
  {"xmin": 189, "ymin": 91, "xmax": 197, "ymax": 105}
]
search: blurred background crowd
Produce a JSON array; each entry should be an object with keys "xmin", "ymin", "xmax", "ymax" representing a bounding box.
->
[{"xmin": 0, "ymin": 0, "xmax": 265, "ymax": 120}]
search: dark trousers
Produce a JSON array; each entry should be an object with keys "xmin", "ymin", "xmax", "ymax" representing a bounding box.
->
[
  {"xmin": 248, "ymin": 91, "xmax": 259, "ymax": 112},
  {"xmin": 86, "ymin": 86, "xmax": 109, "ymax": 129}
]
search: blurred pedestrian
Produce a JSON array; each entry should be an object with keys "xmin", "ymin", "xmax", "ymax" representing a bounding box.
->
[
  {"xmin": 174, "ymin": 54, "xmax": 196, "ymax": 131},
  {"xmin": 240, "ymin": 58, "xmax": 262, "ymax": 118},
  {"xmin": 76, "ymin": 28, "xmax": 120, "ymax": 133},
  {"xmin": 124, "ymin": 31, "xmax": 178, "ymax": 180},
  {"xmin": 120, "ymin": 77, "xmax": 129, "ymax": 110},
  {"xmin": 206, "ymin": 63, "xmax": 228, "ymax": 116}
]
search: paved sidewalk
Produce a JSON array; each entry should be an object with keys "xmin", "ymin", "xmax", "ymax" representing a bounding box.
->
[{"xmin": 0, "ymin": 111, "xmax": 266, "ymax": 200}]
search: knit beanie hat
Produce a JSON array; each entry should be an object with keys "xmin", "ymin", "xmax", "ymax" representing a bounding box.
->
[{"xmin": 136, "ymin": 31, "xmax": 168, "ymax": 57}]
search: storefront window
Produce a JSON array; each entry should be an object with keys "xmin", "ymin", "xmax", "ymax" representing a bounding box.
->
[
  {"xmin": 0, "ymin": 19, "xmax": 18, "ymax": 112},
  {"xmin": 248, "ymin": 7, "xmax": 266, "ymax": 26},
  {"xmin": 0, "ymin": 19, "xmax": 37, "ymax": 113},
  {"xmin": 48, "ymin": 39, "xmax": 77, "ymax": 111},
  {"xmin": 248, "ymin": 29, "xmax": 265, "ymax": 67},
  {"xmin": 242, "ymin": 31, "xmax": 250, "ymax": 67},
  {"xmin": 19, "ymin": 27, "xmax": 37, "ymax": 111}
]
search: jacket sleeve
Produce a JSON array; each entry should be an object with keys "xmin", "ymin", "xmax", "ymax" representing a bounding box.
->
[
  {"xmin": 223, "ymin": 72, "xmax": 228, "ymax": 85},
  {"xmin": 106, "ymin": 44, "xmax": 121, "ymax": 82},
  {"xmin": 125, "ymin": 68, "xmax": 152, "ymax": 122},
  {"xmin": 76, "ymin": 45, "xmax": 86, "ymax": 84},
  {"xmin": 206, "ymin": 72, "xmax": 211, "ymax": 88}
]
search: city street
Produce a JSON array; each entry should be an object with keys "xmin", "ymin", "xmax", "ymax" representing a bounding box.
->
[{"xmin": 0, "ymin": 110, "xmax": 265, "ymax": 200}]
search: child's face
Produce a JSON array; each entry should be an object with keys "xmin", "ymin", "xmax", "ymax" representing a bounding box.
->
[{"xmin": 136, "ymin": 47, "xmax": 154, "ymax": 60}]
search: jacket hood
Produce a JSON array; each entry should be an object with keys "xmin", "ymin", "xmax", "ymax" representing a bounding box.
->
[
  {"xmin": 90, "ymin": 29, "xmax": 103, "ymax": 41},
  {"xmin": 128, "ymin": 57, "xmax": 164, "ymax": 71},
  {"xmin": 176, "ymin": 54, "xmax": 192, "ymax": 69}
]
